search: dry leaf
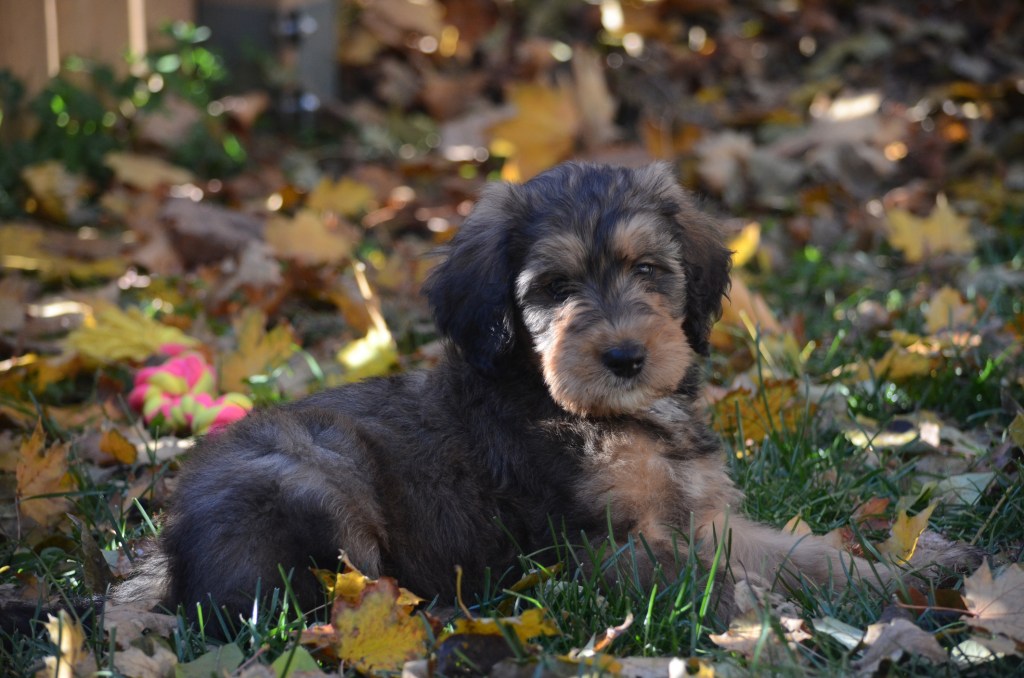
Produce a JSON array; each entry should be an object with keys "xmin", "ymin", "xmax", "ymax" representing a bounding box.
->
[
  {"xmin": 16, "ymin": 421, "xmax": 72, "ymax": 528},
  {"xmin": 265, "ymin": 210, "xmax": 355, "ymax": 266},
  {"xmin": 963, "ymin": 561, "xmax": 1024, "ymax": 644},
  {"xmin": 886, "ymin": 194, "xmax": 975, "ymax": 263},
  {"xmin": 65, "ymin": 305, "xmax": 198, "ymax": 364},
  {"xmin": 104, "ymin": 152, "xmax": 196, "ymax": 191},
  {"xmin": 488, "ymin": 82, "xmax": 580, "ymax": 181},
  {"xmin": 21, "ymin": 160, "xmax": 89, "ymax": 222},
  {"xmin": 0, "ymin": 223, "xmax": 126, "ymax": 282},
  {"xmin": 878, "ymin": 502, "xmax": 937, "ymax": 564},
  {"xmin": 446, "ymin": 608, "xmax": 560, "ymax": 644},
  {"xmin": 852, "ymin": 618, "xmax": 947, "ymax": 674},
  {"xmin": 712, "ymin": 379, "xmax": 811, "ymax": 444},
  {"xmin": 717, "ymin": 274, "xmax": 783, "ymax": 338},
  {"xmin": 37, "ymin": 610, "xmax": 97, "ymax": 678},
  {"xmin": 846, "ymin": 344, "xmax": 935, "ymax": 383},
  {"xmin": 728, "ymin": 221, "xmax": 761, "ymax": 269},
  {"xmin": 303, "ymin": 577, "xmax": 431, "ymax": 673},
  {"xmin": 99, "ymin": 428, "xmax": 138, "ymax": 465},
  {"xmin": 219, "ymin": 308, "xmax": 298, "ymax": 393},
  {"xmin": 925, "ymin": 286, "xmax": 976, "ymax": 334},
  {"xmin": 109, "ymin": 644, "xmax": 178, "ymax": 678},
  {"xmin": 306, "ymin": 177, "xmax": 377, "ymax": 217}
]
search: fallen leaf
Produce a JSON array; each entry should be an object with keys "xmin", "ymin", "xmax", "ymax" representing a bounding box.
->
[
  {"xmin": 336, "ymin": 325, "xmax": 398, "ymax": 383},
  {"xmin": 65, "ymin": 306, "xmax": 199, "ymax": 363},
  {"xmin": 21, "ymin": 160, "xmax": 89, "ymax": 222},
  {"xmin": 308, "ymin": 577, "xmax": 431, "ymax": 673},
  {"xmin": 265, "ymin": 210, "xmax": 355, "ymax": 266},
  {"xmin": 102, "ymin": 603, "xmax": 179, "ymax": 649},
  {"xmin": 488, "ymin": 81, "xmax": 580, "ymax": 181},
  {"xmin": 925, "ymin": 286, "xmax": 976, "ymax": 334},
  {"xmin": 716, "ymin": 274, "xmax": 783, "ymax": 339},
  {"xmin": 878, "ymin": 502, "xmax": 937, "ymax": 564},
  {"xmin": 38, "ymin": 610, "xmax": 97, "ymax": 678},
  {"xmin": 0, "ymin": 223, "xmax": 126, "ymax": 282},
  {"xmin": 219, "ymin": 308, "xmax": 298, "ymax": 393},
  {"xmin": 175, "ymin": 644, "xmax": 244, "ymax": 678},
  {"xmin": 852, "ymin": 618, "xmax": 947, "ymax": 674},
  {"xmin": 728, "ymin": 221, "xmax": 761, "ymax": 269},
  {"xmin": 886, "ymin": 194, "xmax": 975, "ymax": 263},
  {"xmin": 16, "ymin": 420, "xmax": 72, "ymax": 528},
  {"xmin": 446, "ymin": 607, "xmax": 560, "ymax": 644},
  {"xmin": 99, "ymin": 428, "xmax": 138, "ymax": 465},
  {"xmin": 104, "ymin": 152, "xmax": 196, "ymax": 191},
  {"xmin": 812, "ymin": 616, "xmax": 864, "ymax": 650},
  {"xmin": 110, "ymin": 643, "xmax": 178, "ymax": 678},
  {"xmin": 846, "ymin": 344, "xmax": 936, "ymax": 383},
  {"xmin": 306, "ymin": 176, "xmax": 377, "ymax": 217},
  {"xmin": 934, "ymin": 472, "xmax": 995, "ymax": 506},
  {"xmin": 1010, "ymin": 413, "xmax": 1024, "ymax": 449},
  {"xmin": 712, "ymin": 379, "xmax": 811, "ymax": 444},
  {"xmin": 963, "ymin": 561, "xmax": 1024, "ymax": 644}
]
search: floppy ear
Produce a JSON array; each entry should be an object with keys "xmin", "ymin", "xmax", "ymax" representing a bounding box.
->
[
  {"xmin": 636, "ymin": 163, "xmax": 732, "ymax": 357},
  {"xmin": 425, "ymin": 182, "xmax": 523, "ymax": 374}
]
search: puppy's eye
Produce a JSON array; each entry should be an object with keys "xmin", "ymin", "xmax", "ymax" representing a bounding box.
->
[
  {"xmin": 633, "ymin": 263, "xmax": 656, "ymax": 277},
  {"xmin": 546, "ymin": 279, "xmax": 572, "ymax": 302}
]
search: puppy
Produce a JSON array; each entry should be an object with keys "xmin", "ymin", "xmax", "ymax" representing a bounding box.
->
[{"xmin": 112, "ymin": 162, "xmax": 893, "ymax": 620}]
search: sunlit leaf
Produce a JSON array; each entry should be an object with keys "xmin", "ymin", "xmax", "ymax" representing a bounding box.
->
[
  {"xmin": 219, "ymin": 308, "xmax": 297, "ymax": 393},
  {"xmin": 66, "ymin": 306, "xmax": 198, "ymax": 363},
  {"xmin": 886, "ymin": 194, "xmax": 975, "ymax": 263},
  {"xmin": 307, "ymin": 176, "xmax": 377, "ymax": 217},
  {"xmin": 925, "ymin": 286, "xmax": 976, "ymax": 334},
  {"xmin": 488, "ymin": 82, "xmax": 580, "ymax": 181},
  {"xmin": 265, "ymin": 209, "xmax": 355, "ymax": 266},
  {"xmin": 878, "ymin": 502, "xmax": 937, "ymax": 564}
]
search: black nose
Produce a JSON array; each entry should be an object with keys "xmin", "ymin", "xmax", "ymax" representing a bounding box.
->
[{"xmin": 601, "ymin": 343, "xmax": 646, "ymax": 379}]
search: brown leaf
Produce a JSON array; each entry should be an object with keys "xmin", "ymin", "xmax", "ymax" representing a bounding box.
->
[
  {"xmin": 99, "ymin": 428, "xmax": 138, "ymax": 465},
  {"xmin": 15, "ymin": 421, "xmax": 72, "ymax": 529},
  {"xmin": 852, "ymin": 618, "xmax": 946, "ymax": 674},
  {"xmin": 963, "ymin": 561, "xmax": 1024, "ymax": 644}
]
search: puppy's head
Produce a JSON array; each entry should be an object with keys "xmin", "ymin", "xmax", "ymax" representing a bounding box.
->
[{"xmin": 426, "ymin": 162, "xmax": 731, "ymax": 416}]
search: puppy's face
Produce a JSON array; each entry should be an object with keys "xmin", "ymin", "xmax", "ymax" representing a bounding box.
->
[
  {"xmin": 427, "ymin": 162, "xmax": 731, "ymax": 418},
  {"xmin": 515, "ymin": 210, "xmax": 692, "ymax": 416}
]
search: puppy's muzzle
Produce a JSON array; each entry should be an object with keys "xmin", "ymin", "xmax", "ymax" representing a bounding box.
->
[{"xmin": 601, "ymin": 342, "xmax": 646, "ymax": 379}]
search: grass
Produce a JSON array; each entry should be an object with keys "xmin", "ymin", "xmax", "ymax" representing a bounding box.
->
[{"xmin": 2, "ymin": 215, "xmax": 1022, "ymax": 678}]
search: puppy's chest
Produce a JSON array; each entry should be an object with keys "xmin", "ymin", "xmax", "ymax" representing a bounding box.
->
[{"xmin": 573, "ymin": 403, "xmax": 712, "ymax": 539}]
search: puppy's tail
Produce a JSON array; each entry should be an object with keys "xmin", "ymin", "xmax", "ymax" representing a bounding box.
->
[{"xmin": 107, "ymin": 549, "xmax": 171, "ymax": 609}]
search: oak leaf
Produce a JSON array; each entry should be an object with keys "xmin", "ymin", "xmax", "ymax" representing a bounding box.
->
[
  {"xmin": 16, "ymin": 421, "xmax": 72, "ymax": 528},
  {"xmin": 886, "ymin": 194, "xmax": 974, "ymax": 263}
]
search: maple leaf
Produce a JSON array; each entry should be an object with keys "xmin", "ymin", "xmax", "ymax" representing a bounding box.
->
[
  {"xmin": 306, "ymin": 176, "xmax": 377, "ymax": 217},
  {"xmin": 963, "ymin": 561, "xmax": 1024, "ymax": 644},
  {"xmin": 16, "ymin": 420, "xmax": 73, "ymax": 528},
  {"xmin": 265, "ymin": 209, "xmax": 355, "ymax": 266},
  {"xmin": 303, "ymin": 577, "xmax": 431, "ymax": 673},
  {"xmin": 712, "ymin": 378, "xmax": 812, "ymax": 445},
  {"xmin": 852, "ymin": 618, "xmax": 947, "ymax": 674},
  {"xmin": 878, "ymin": 502, "xmax": 937, "ymax": 564},
  {"xmin": 886, "ymin": 194, "xmax": 975, "ymax": 263},
  {"xmin": 65, "ymin": 305, "xmax": 199, "ymax": 363},
  {"xmin": 219, "ymin": 309, "xmax": 298, "ymax": 394},
  {"xmin": 487, "ymin": 82, "xmax": 580, "ymax": 181},
  {"xmin": 925, "ymin": 286, "xmax": 976, "ymax": 334},
  {"xmin": 103, "ymin": 152, "xmax": 196, "ymax": 191}
]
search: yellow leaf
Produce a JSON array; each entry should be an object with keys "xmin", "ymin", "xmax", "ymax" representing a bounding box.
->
[
  {"xmin": 878, "ymin": 503, "xmax": 937, "ymax": 564},
  {"xmin": 716, "ymin": 274, "xmax": 782, "ymax": 337},
  {"xmin": 1009, "ymin": 413, "xmax": 1024, "ymax": 450},
  {"xmin": 712, "ymin": 379, "xmax": 811, "ymax": 445},
  {"xmin": 326, "ymin": 578, "xmax": 430, "ymax": 673},
  {"xmin": 39, "ymin": 610, "xmax": 96, "ymax": 678},
  {"xmin": 728, "ymin": 221, "xmax": 761, "ymax": 269},
  {"xmin": 846, "ymin": 344, "xmax": 935, "ymax": 383},
  {"xmin": 104, "ymin": 152, "xmax": 196, "ymax": 191},
  {"xmin": 445, "ymin": 608, "xmax": 560, "ymax": 643},
  {"xmin": 886, "ymin": 194, "xmax": 975, "ymax": 263},
  {"xmin": 65, "ymin": 306, "xmax": 198, "ymax": 363},
  {"xmin": 21, "ymin": 160, "xmax": 89, "ymax": 222},
  {"xmin": 307, "ymin": 177, "xmax": 377, "ymax": 217},
  {"xmin": 0, "ymin": 223, "xmax": 125, "ymax": 282},
  {"xmin": 99, "ymin": 428, "xmax": 138, "ymax": 465},
  {"xmin": 336, "ymin": 326, "xmax": 398, "ymax": 383},
  {"xmin": 16, "ymin": 421, "xmax": 72, "ymax": 528},
  {"xmin": 925, "ymin": 286, "xmax": 976, "ymax": 334},
  {"xmin": 265, "ymin": 209, "xmax": 355, "ymax": 266},
  {"xmin": 488, "ymin": 82, "xmax": 580, "ymax": 181},
  {"xmin": 219, "ymin": 309, "xmax": 297, "ymax": 394},
  {"xmin": 784, "ymin": 514, "xmax": 813, "ymax": 537},
  {"xmin": 314, "ymin": 558, "xmax": 424, "ymax": 612}
]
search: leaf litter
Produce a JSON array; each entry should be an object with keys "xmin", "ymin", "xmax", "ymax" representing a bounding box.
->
[{"xmin": 0, "ymin": 0, "xmax": 1022, "ymax": 675}]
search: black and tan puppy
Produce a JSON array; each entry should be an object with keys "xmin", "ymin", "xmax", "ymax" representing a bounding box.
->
[{"xmin": 113, "ymin": 162, "xmax": 891, "ymax": 619}]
